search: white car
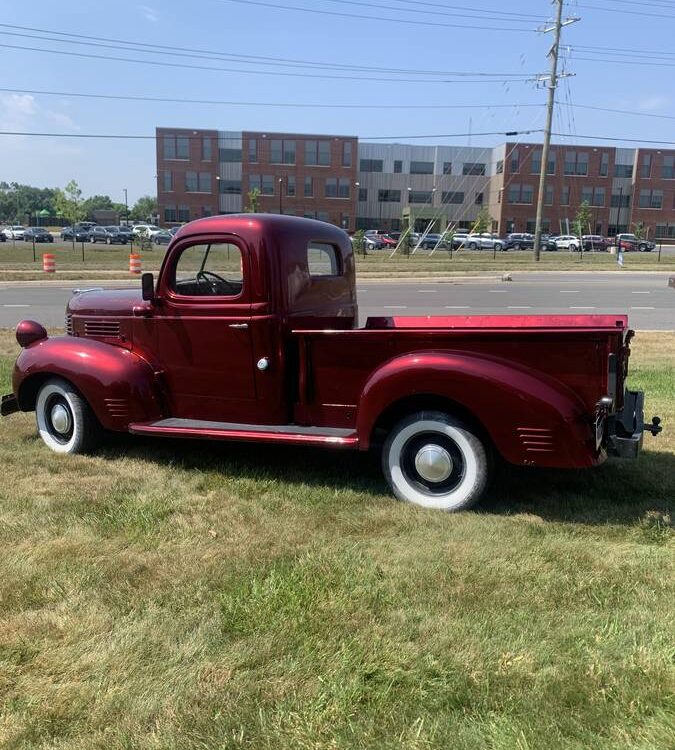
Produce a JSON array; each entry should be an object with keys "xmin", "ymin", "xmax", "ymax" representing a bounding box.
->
[
  {"xmin": 3, "ymin": 225, "xmax": 26, "ymax": 240},
  {"xmin": 554, "ymin": 234, "xmax": 581, "ymax": 252},
  {"xmin": 465, "ymin": 233, "xmax": 505, "ymax": 251},
  {"xmin": 132, "ymin": 224, "xmax": 162, "ymax": 238}
]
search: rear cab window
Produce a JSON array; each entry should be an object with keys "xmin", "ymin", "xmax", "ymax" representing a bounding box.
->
[{"xmin": 307, "ymin": 241, "xmax": 341, "ymax": 277}]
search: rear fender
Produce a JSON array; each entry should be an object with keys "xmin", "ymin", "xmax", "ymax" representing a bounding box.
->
[
  {"xmin": 13, "ymin": 335, "xmax": 163, "ymax": 430},
  {"xmin": 357, "ymin": 351, "xmax": 595, "ymax": 467}
]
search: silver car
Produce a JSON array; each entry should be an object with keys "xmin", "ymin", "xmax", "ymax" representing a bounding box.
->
[{"xmin": 465, "ymin": 233, "xmax": 505, "ymax": 251}]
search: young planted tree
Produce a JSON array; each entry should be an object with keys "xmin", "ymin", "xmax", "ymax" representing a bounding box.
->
[
  {"xmin": 246, "ymin": 187, "xmax": 261, "ymax": 213},
  {"xmin": 54, "ymin": 180, "xmax": 86, "ymax": 248},
  {"xmin": 573, "ymin": 200, "xmax": 592, "ymax": 239},
  {"xmin": 472, "ymin": 206, "xmax": 494, "ymax": 234},
  {"xmin": 632, "ymin": 221, "xmax": 646, "ymax": 239}
]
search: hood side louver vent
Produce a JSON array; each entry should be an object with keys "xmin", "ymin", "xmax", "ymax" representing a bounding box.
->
[
  {"xmin": 83, "ymin": 320, "xmax": 121, "ymax": 338},
  {"xmin": 65, "ymin": 313, "xmax": 73, "ymax": 335}
]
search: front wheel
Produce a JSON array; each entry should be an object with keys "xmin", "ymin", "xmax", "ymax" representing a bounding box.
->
[
  {"xmin": 35, "ymin": 378, "xmax": 102, "ymax": 454},
  {"xmin": 382, "ymin": 411, "xmax": 489, "ymax": 511},
  {"xmin": 468, "ymin": 242, "xmax": 477, "ymax": 250}
]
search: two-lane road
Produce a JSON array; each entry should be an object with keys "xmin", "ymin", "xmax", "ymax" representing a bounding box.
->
[{"xmin": 0, "ymin": 272, "xmax": 673, "ymax": 329}]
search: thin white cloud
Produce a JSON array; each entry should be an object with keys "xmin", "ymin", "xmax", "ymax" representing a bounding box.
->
[
  {"xmin": 636, "ymin": 95, "xmax": 670, "ymax": 113},
  {"xmin": 139, "ymin": 5, "xmax": 159, "ymax": 22}
]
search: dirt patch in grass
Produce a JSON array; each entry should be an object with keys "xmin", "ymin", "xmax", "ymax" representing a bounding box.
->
[{"xmin": 0, "ymin": 330, "xmax": 673, "ymax": 749}]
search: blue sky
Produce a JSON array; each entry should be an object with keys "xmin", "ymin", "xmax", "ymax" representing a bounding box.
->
[{"xmin": 1, "ymin": 0, "xmax": 673, "ymax": 202}]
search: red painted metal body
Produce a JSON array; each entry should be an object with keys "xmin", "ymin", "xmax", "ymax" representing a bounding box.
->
[{"xmin": 9, "ymin": 214, "xmax": 635, "ymax": 468}]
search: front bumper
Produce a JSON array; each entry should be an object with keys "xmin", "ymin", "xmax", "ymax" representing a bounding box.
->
[
  {"xmin": 1, "ymin": 393, "xmax": 19, "ymax": 416},
  {"xmin": 606, "ymin": 389, "xmax": 661, "ymax": 459}
]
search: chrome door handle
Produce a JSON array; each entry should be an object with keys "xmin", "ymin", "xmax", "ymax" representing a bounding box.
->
[{"xmin": 228, "ymin": 322, "xmax": 249, "ymax": 329}]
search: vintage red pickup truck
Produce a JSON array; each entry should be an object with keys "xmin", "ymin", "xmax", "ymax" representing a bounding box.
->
[{"xmin": 1, "ymin": 215, "xmax": 662, "ymax": 511}]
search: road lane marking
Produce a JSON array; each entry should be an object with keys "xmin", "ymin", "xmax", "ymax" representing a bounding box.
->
[
  {"xmin": 631, "ymin": 291, "xmax": 651, "ymax": 294},
  {"xmin": 489, "ymin": 290, "xmax": 507, "ymax": 293},
  {"xmin": 384, "ymin": 305, "xmax": 407, "ymax": 309},
  {"xmin": 569, "ymin": 306, "xmax": 596, "ymax": 309},
  {"xmin": 445, "ymin": 305, "xmax": 470, "ymax": 309},
  {"xmin": 508, "ymin": 306, "xmax": 532, "ymax": 309},
  {"xmin": 3, "ymin": 304, "xmax": 30, "ymax": 307},
  {"xmin": 559, "ymin": 290, "xmax": 580, "ymax": 293},
  {"xmin": 631, "ymin": 306, "xmax": 655, "ymax": 310},
  {"xmin": 417, "ymin": 289, "xmax": 438, "ymax": 293}
]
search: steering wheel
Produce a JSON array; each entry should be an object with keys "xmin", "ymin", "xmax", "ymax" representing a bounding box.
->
[{"xmin": 196, "ymin": 270, "xmax": 238, "ymax": 294}]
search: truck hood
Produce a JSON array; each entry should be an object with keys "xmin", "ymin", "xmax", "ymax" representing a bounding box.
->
[{"xmin": 67, "ymin": 288, "xmax": 143, "ymax": 316}]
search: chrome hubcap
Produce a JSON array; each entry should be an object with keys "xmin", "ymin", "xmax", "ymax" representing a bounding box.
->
[
  {"xmin": 50, "ymin": 403, "xmax": 72, "ymax": 435},
  {"xmin": 414, "ymin": 444, "xmax": 453, "ymax": 483}
]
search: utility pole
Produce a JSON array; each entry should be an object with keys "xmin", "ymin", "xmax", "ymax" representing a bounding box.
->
[{"xmin": 533, "ymin": 1, "xmax": 579, "ymax": 261}]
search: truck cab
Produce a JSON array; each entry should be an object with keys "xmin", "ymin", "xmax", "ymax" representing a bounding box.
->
[{"xmin": 2, "ymin": 215, "xmax": 662, "ymax": 512}]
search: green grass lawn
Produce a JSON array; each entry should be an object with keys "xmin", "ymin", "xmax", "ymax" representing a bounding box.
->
[
  {"xmin": 2, "ymin": 241, "xmax": 674, "ymax": 280},
  {"xmin": 0, "ymin": 331, "xmax": 673, "ymax": 749}
]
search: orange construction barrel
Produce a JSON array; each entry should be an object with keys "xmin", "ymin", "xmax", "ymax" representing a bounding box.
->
[
  {"xmin": 129, "ymin": 253, "xmax": 142, "ymax": 274},
  {"xmin": 43, "ymin": 253, "xmax": 56, "ymax": 273}
]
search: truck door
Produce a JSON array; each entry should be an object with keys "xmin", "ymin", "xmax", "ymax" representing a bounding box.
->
[{"xmin": 155, "ymin": 236, "xmax": 257, "ymax": 422}]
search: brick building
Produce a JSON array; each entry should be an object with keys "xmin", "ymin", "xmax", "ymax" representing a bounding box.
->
[{"xmin": 156, "ymin": 127, "xmax": 675, "ymax": 240}]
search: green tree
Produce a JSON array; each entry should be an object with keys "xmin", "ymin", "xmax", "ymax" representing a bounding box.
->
[
  {"xmin": 352, "ymin": 229, "xmax": 367, "ymax": 256},
  {"xmin": 246, "ymin": 187, "xmax": 261, "ymax": 213},
  {"xmin": 472, "ymin": 206, "xmax": 494, "ymax": 234},
  {"xmin": 54, "ymin": 181, "xmax": 86, "ymax": 241},
  {"xmin": 0, "ymin": 182, "xmax": 57, "ymax": 223},
  {"xmin": 130, "ymin": 195, "xmax": 158, "ymax": 222},
  {"xmin": 81, "ymin": 194, "xmax": 114, "ymax": 219},
  {"xmin": 573, "ymin": 200, "xmax": 592, "ymax": 238},
  {"xmin": 632, "ymin": 221, "xmax": 646, "ymax": 239}
]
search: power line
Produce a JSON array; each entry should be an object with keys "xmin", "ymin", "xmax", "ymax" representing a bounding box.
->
[
  {"xmin": 577, "ymin": 2, "xmax": 675, "ymax": 18},
  {"xmin": 366, "ymin": 0, "xmax": 545, "ymax": 20},
  {"xmin": 0, "ymin": 42, "xmax": 533, "ymax": 83},
  {"xmin": 551, "ymin": 131, "xmax": 675, "ymax": 146},
  {"xmin": 215, "ymin": 0, "xmax": 536, "ymax": 31}
]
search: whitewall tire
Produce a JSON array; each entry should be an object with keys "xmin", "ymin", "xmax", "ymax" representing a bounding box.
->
[
  {"xmin": 35, "ymin": 378, "xmax": 101, "ymax": 454},
  {"xmin": 382, "ymin": 411, "xmax": 489, "ymax": 511}
]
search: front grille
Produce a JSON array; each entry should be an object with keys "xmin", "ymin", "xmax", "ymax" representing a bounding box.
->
[
  {"xmin": 517, "ymin": 427, "xmax": 555, "ymax": 453},
  {"xmin": 65, "ymin": 313, "xmax": 73, "ymax": 335},
  {"xmin": 83, "ymin": 320, "xmax": 121, "ymax": 338}
]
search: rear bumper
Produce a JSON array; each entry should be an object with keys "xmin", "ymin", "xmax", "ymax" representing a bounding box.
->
[{"xmin": 606, "ymin": 389, "xmax": 661, "ymax": 459}]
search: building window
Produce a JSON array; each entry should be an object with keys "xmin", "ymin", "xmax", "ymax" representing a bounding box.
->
[
  {"xmin": 640, "ymin": 153, "xmax": 652, "ymax": 178},
  {"xmin": 219, "ymin": 180, "xmax": 241, "ymax": 194},
  {"xmin": 496, "ymin": 160, "xmax": 504, "ymax": 174},
  {"xmin": 564, "ymin": 151, "xmax": 589, "ymax": 176},
  {"xmin": 358, "ymin": 187, "xmax": 367, "ymax": 201},
  {"xmin": 270, "ymin": 139, "xmax": 296, "ymax": 164},
  {"xmin": 340, "ymin": 213, "xmax": 350, "ymax": 229},
  {"xmin": 359, "ymin": 158, "xmax": 383, "ymax": 172},
  {"xmin": 463, "ymin": 162, "xmax": 486, "ymax": 176},
  {"xmin": 178, "ymin": 205, "xmax": 190, "ymax": 222},
  {"xmin": 198, "ymin": 173, "xmax": 211, "ymax": 193},
  {"xmin": 611, "ymin": 192, "xmax": 631, "ymax": 208},
  {"xmin": 662, "ymin": 156, "xmax": 675, "ymax": 179},
  {"xmin": 443, "ymin": 161, "xmax": 452, "ymax": 175},
  {"xmin": 544, "ymin": 185, "xmax": 554, "ymax": 206},
  {"xmin": 410, "ymin": 160, "xmax": 434, "ymax": 175},
  {"xmin": 185, "ymin": 172, "xmax": 198, "ymax": 192},
  {"xmin": 394, "ymin": 160, "xmax": 403, "ymax": 173},
  {"xmin": 202, "ymin": 137, "xmax": 212, "ymax": 161},
  {"xmin": 305, "ymin": 140, "xmax": 330, "ymax": 166},
  {"xmin": 325, "ymin": 178, "xmax": 337, "ymax": 198},
  {"xmin": 599, "ymin": 152, "xmax": 609, "ymax": 177},
  {"xmin": 248, "ymin": 139, "xmax": 257, "ymax": 163},
  {"xmin": 163, "ymin": 135, "xmax": 189, "ymax": 160},
  {"xmin": 532, "ymin": 150, "xmax": 555, "ymax": 174},
  {"xmin": 408, "ymin": 190, "xmax": 433, "ymax": 203},
  {"xmin": 338, "ymin": 178, "xmax": 350, "ymax": 198},
  {"xmin": 581, "ymin": 186, "xmax": 605, "ymax": 206},
  {"xmin": 378, "ymin": 189, "xmax": 401, "ymax": 202},
  {"xmin": 202, "ymin": 206, "xmax": 213, "ymax": 217},
  {"xmin": 342, "ymin": 142, "xmax": 352, "ymax": 167},
  {"xmin": 219, "ymin": 147, "xmax": 242, "ymax": 163},
  {"xmin": 441, "ymin": 191, "xmax": 464, "ymax": 204},
  {"xmin": 164, "ymin": 205, "xmax": 176, "ymax": 222},
  {"xmin": 317, "ymin": 211, "xmax": 329, "ymax": 223},
  {"xmin": 614, "ymin": 164, "xmax": 633, "ymax": 178},
  {"xmin": 475, "ymin": 192, "xmax": 484, "ymax": 205},
  {"xmin": 286, "ymin": 175, "xmax": 296, "ymax": 197},
  {"xmin": 304, "ymin": 176, "xmax": 313, "ymax": 197},
  {"xmin": 163, "ymin": 171, "xmax": 172, "ymax": 192},
  {"xmin": 510, "ymin": 148, "xmax": 520, "ymax": 173},
  {"xmin": 639, "ymin": 189, "xmax": 663, "ymax": 209},
  {"xmin": 507, "ymin": 184, "xmax": 534, "ymax": 204},
  {"xmin": 561, "ymin": 186, "xmax": 570, "ymax": 205},
  {"xmin": 249, "ymin": 174, "xmax": 274, "ymax": 195}
]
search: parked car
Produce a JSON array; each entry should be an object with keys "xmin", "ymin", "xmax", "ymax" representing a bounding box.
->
[
  {"xmin": 554, "ymin": 235, "xmax": 581, "ymax": 252},
  {"xmin": 451, "ymin": 231, "xmax": 470, "ymax": 249},
  {"xmin": 379, "ymin": 235, "xmax": 397, "ymax": 248},
  {"xmin": 153, "ymin": 230, "xmax": 173, "ymax": 245},
  {"xmin": 132, "ymin": 224, "xmax": 162, "ymax": 238},
  {"xmin": 3, "ymin": 225, "xmax": 26, "ymax": 240},
  {"xmin": 615, "ymin": 234, "xmax": 656, "ymax": 252},
  {"xmin": 1, "ymin": 214, "xmax": 661, "ymax": 513},
  {"xmin": 465, "ymin": 233, "xmax": 505, "ymax": 251},
  {"xmin": 503, "ymin": 233, "xmax": 557, "ymax": 251},
  {"xmin": 89, "ymin": 226, "xmax": 128, "ymax": 244},
  {"xmin": 417, "ymin": 233, "xmax": 449, "ymax": 250},
  {"xmin": 117, "ymin": 226, "xmax": 134, "ymax": 241},
  {"xmin": 61, "ymin": 226, "xmax": 91, "ymax": 242},
  {"xmin": 0, "ymin": 229, "xmax": 6, "ymax": 242},
  {"xmin": 23, "ymin": 227, "xmax": 54, "ymax": 243},
  {"xmin": 581, "ymin": 235, "xmax": 608, "ymax": 252}
]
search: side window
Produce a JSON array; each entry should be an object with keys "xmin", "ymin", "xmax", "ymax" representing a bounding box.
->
[
  {"xmin": 307, "ymin": 242, "xmax": 340, "ymax": 277},
  {"xmin": 172, "ymin": 242, "xmax": 243, "ymax": 297}
]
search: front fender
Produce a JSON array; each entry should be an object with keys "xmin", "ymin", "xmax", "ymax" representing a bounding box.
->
[
  {"xmin": 13, "ymin": 335, "xmax": 163, "ymax": 431},
  {"xmin": 357, "ymin": 351, "xmax": 597, "ymax": 468}
]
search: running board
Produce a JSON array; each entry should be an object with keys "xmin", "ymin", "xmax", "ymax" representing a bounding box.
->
[{"xmin": 129, "ymin": 418, "xmax": 359, "ymax": 448}]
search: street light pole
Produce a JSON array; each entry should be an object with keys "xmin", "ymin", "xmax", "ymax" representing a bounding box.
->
[
  {"xmin": 123, "ymin": 188, "xmax": 128, "ymax": 226},
  {"xmin": 278, "ymin": 177, "xmax": 283, "ymax": 215}
]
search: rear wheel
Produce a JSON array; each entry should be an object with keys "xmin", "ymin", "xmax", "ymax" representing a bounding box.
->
[
  {"xmin": 35, "ymin": 378, "xmax": 101, "ymax": 454},
  {"xmin": 569, "ymin": 244, "xmax": 578, "ymax": 252},
  {"xmin": 514, "ymin": 243, "xmax": 522, "ymax": 250},
  {"xmin": 382, "ymin": 411, "xmax": 489, "ymax": 511},
  {"xmin": 469, "ymin": 242, "xmax": 478, "ymax": 250}
]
